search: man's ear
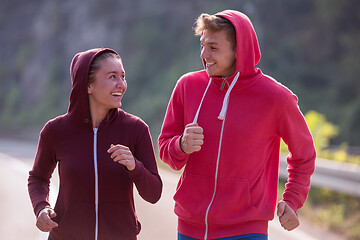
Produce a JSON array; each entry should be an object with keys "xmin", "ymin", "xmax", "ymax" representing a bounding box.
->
[{"xmin": 87, "ymin": 84, "xmax": 92, "ymax": 94}]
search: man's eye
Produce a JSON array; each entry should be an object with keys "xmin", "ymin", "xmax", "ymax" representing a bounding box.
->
[{"xmin": 110, "ymin": 75, "xmax": 116, "ymax": 79}]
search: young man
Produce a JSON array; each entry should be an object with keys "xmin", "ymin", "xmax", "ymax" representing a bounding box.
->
[{"xmin": 158, "ymin": 10, "xmax": 316, "ymax": 240}]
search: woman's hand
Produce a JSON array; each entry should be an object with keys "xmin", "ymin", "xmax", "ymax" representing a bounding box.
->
[
  {"xmin": 36, "ymin": 207, "xmax": 58, "ymax": 232},
  {"xmin": 108, "ymin": 144, "xmax": 136, "ymax": 171}
]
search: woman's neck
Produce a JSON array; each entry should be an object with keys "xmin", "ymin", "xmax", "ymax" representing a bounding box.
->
[{"xmin": 89, "ymin": 104, "xmax": 109, "ymax": 128}]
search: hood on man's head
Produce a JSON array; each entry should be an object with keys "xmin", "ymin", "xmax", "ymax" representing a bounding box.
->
[
  {"xmin": 67, "ymin": 48, "xmax": 120, "ymax": 125},
  {"xmin": 215, "ymin": 10, "xmax": 261, "ymax": 77}
]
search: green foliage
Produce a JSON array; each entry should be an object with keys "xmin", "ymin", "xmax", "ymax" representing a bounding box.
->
[
  {"xmin": 0, "ymin": 56, "xmax": 67, "ymax": 128},
  {"xmin": 1, "ymin": 0, "xmax": 360, "ymax": 146},
  {"xmin": 305, "ymin": 110, "xmax": 338, "ymax": 152},
  {"xmin": 257, "ymin": 0, "xmax": 360, "ymax": 145},
  {"xmin": 280, "ymin": 108, "xmax": 360, "ymax": 238},
  {"xmin": 303, "ymin": 185, "xmax": 360, "ymax": 240},
  {"xmin": 278, "ymin": 180, "xmax": 360, "ymax": 240},
  {"xmin": 0, "ymin": 85, "xmax": 20, "ymax": 125},
  {"xmin": 281, "ymin": 110, "xmax": 360, "ymax": 164}
]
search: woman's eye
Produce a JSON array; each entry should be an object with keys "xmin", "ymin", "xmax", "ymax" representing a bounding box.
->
[{"xmin": 110, "ymin": 75, "xmax": 116, "ymax": 79}]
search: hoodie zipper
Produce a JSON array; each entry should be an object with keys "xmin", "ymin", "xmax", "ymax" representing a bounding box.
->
[
  {"xmin": 204, "ymin": 117, "xmax": 226, "ymax": 240},
  {"xmin": 93, "ymin": 128, "xmax": 99, "ymax": 240},
  {"xmin": 201, "ymin": 72, "xmax": 240, "ymax": 239},
  {"xmin": 220, "ymin": 77, "xmax": 229, "ymax": 90}
]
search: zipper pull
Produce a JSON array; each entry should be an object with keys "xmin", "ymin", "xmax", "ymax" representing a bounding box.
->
[{"xmin": 220, "ymin": 78, "xmax": 228, "ymax": 90}]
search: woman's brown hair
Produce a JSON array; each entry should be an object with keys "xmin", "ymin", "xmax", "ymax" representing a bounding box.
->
[{"xmin": 88, "ymin": 51, "xmax": 122, "ymax": 84}]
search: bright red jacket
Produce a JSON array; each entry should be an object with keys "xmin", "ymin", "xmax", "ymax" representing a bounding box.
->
[{"xmin": 158, "ymin": 10, "xmax": 316, "ymax": 239}]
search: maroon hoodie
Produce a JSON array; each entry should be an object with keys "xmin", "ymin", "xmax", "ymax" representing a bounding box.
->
[{"xmin": 28, "ymin": 48, "xmax": 162, "ymax": 240}]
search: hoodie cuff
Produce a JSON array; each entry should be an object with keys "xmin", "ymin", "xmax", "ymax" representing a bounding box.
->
[
  {"xmin": 128, "ymin": 158, "xmax": 144, "ymax": 179},
  {"xmin": 35, "ymin": 202, "xmax": 51, "ymax": 218},
  {"xmin": 282, "ymin": 197, "xmax": 299, "ymax": 215},
  {"xmin": 170, "ymin": 135, "xmax": 189, "ymax": 160}
]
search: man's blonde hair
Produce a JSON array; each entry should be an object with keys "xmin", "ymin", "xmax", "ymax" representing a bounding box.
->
[{"xmin": 194, "ymin": 13, "xmax": 236, "ymax": 49}]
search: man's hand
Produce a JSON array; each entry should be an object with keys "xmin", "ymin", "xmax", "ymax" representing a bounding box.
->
[
  {"xmin": 180, "ymin": 123, "xmax": 204, "ymax": 154},
  {"xmin": 36, "ymin": 207, "xmax": 58, "ymax": 232},
  {"xmin": 108, "ymin": 144, "xmax": 136, "ymax": 171},
  {"xmin": 277, "ymin": 201, "xmax": 300, "ymax": 231}
]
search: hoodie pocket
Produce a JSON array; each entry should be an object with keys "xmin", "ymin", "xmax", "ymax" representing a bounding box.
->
[
  {"xmin": 53, "ymin": 201, "xmax": 94, "ymax": 239},
  {"xmin": 99, "ymin": 202, "xmax": 140, "ymax": 238},
  {"xmin": 208, "ymin": 178, "xmax": 257, "ymax": 225},
  {"xmin": 173, "ymin": 174, "xmax": 214, "ymax": 224}
]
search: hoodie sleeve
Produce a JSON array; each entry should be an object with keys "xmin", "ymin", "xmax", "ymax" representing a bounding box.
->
[
  {"xmin": 158, "ymin": 79, "xmax": 190, "ymax": 171},
  {"xmin": 276, "ymin": 94, "xmax": 316, "ymax": 212},
  {"xmin": 128, "ymin": 120, "xmax": 162, "ymax": 204},
  {"xmin": 28, "ymin": 122, "xmax": 57, "ymax": 217}
]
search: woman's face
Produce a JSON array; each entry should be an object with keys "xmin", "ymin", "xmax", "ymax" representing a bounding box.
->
[{"xmin": 87, "ymin": 57, "xmax": 127, "ymax": 112}]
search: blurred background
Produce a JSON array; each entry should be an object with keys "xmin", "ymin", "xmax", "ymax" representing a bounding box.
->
[
  {"xmin": 1, "ymin": 0, "xmax": 360, "ymax": 239},
  {"xmin": 1, "ymin": 0, "xmax": 360, "ymax": 147}
]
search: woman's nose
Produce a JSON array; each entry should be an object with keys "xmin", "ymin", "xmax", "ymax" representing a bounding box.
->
[{"xmin": 116, "ymin": 78, "xmax": 127, "ymax": 88}]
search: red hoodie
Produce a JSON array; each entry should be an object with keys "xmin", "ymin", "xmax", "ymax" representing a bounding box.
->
[
  {"xmin": 158, "ymin": 10, "xmax": 316, "ymax": 239},
  {"xmin": 28, "ymin": 48, "xmax": 162, "ymax": 240}
]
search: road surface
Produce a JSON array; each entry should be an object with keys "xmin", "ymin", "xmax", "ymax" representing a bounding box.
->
[{"xmin": 0, "ymin": 137, "xmax": 346, "ymax": 240}]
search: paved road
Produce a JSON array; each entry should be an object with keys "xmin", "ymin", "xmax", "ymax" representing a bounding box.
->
[{"xmin": 0, "ymin": 138, "xmax": 346, "ymax": 240}]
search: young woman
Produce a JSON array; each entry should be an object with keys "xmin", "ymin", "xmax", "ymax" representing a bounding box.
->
[{"xmin": 28, "ymin": 48, "xmax": 162, "ymax": 240}]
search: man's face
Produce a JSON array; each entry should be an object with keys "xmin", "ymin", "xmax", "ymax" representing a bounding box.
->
[{"xmin": 200, "ymin": 29, "xmax": 236, "ymax": 77}]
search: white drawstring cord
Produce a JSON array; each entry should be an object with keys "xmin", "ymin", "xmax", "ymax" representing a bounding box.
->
[
  {"xmin": 193, "ymin": 71, "xmax": 240, "ymax": 123},
  {"xmin": 217, "ymin": 72, "xmax": 240, "ymax": 120},
  {"xmin": 193, "ymin": 78, "xmax": 212, "ymax": 123}
]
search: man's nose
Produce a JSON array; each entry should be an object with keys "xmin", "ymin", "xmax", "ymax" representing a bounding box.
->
[{"xmin": 200, "ymin": 47, "xmax": 209, "ymax": 59}]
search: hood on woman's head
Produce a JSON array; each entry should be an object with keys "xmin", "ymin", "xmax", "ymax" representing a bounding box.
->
[{"xmin": 67, "ymin": 48, "xmax": 120, "ymax": 124}]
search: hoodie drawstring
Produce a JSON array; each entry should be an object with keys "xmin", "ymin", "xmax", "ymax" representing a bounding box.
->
[
  {"xmin": 193, "ymin": 78, "xmax": 213, "ymax": 123},
  {"xmin": 193, "ymin": 71, "xmax": 240, "ymax": 123},
  {"xmin": 218, "ymin": 71, "xmax": 240, "ymax": 120}
]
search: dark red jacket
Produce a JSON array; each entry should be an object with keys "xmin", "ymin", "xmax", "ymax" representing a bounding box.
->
[{"xmin": 28, "ymin": 48, "xmax": 162, "ymax": 240}]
